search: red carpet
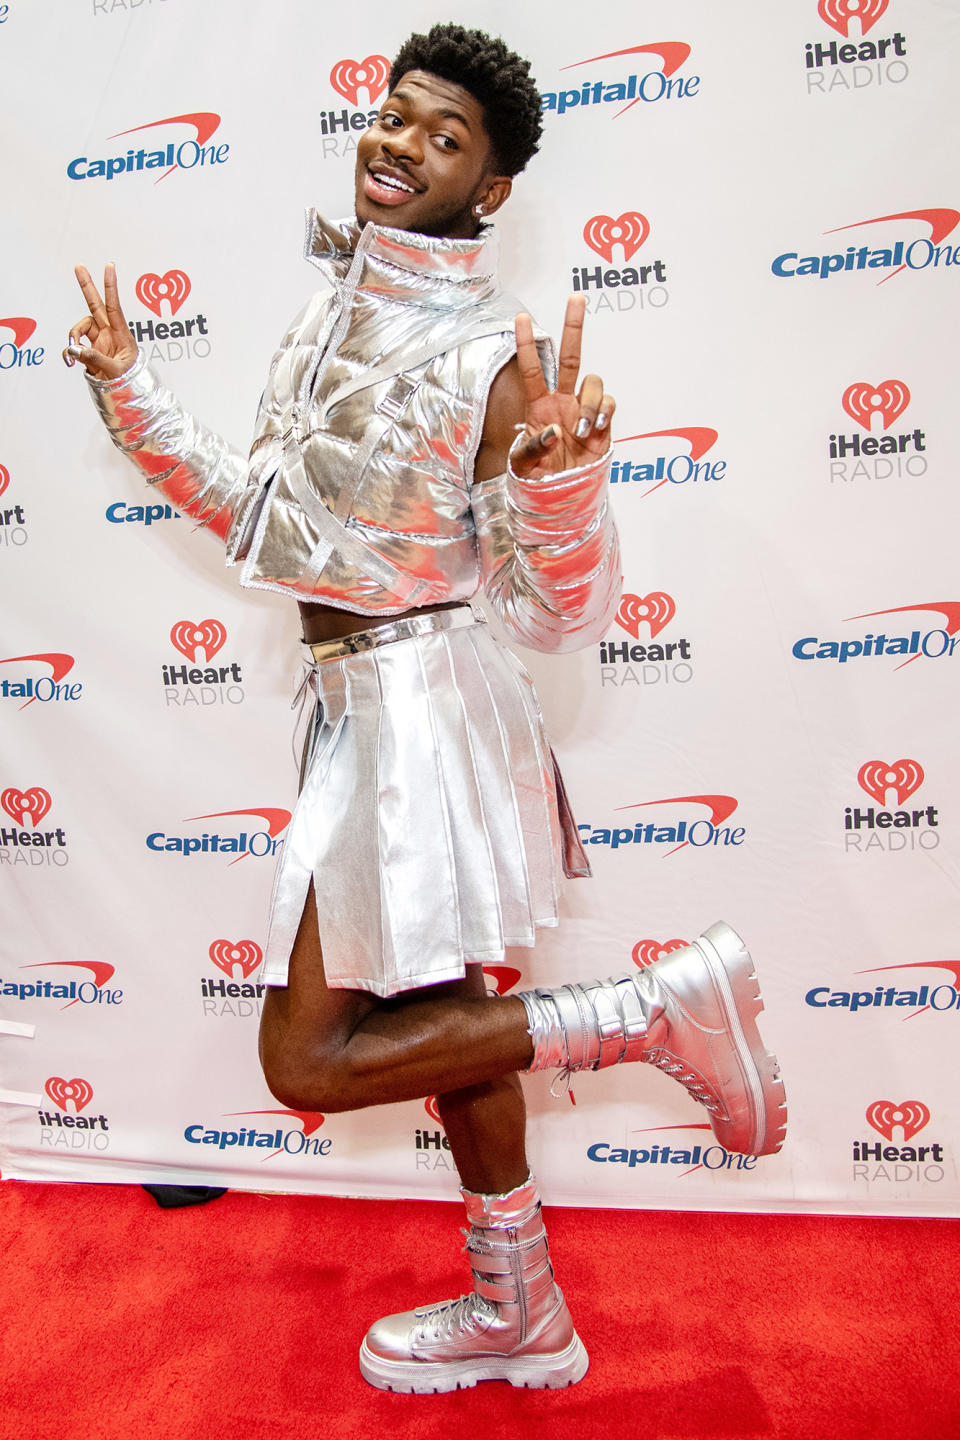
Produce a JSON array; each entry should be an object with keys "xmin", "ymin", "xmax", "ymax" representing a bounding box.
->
[{"xmin": 2, "ymin": 1180, "xmax": 958, "ymax": 1440}]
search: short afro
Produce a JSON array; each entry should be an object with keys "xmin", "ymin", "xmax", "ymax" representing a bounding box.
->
[{"xmin": 389, "ymin": 24, "xmax": 542, "ymax": 177}]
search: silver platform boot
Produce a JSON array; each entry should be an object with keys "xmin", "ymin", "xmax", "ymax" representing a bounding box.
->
[
  {"xmin": 519, "ymin": 921, "xmax": 787, "ymax": 1156},
  {"xmin": 359, "ymin": 1175, "xmax": 588, "ymax": 1392}
]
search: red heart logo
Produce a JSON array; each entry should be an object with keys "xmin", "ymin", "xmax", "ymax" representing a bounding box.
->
[
  {"xmin": 633, "ymin": 938, "xmax": 688, "ymax": 968},
  {"xmin": 45, "ymin": 1077, "xmax": 93, "ymax": 1113},
  {"xmin": 170, "ymin": 619, "xmax": 226, "ymax": 663},
  {"xmin": 866, "ymin": 1100, "xmax": 930, "ymax": 1142},
  {"xmin": 857, "ymin": 759, "xmax": 924, "ymax": 807},
  {"xmin": 583, "ymin": 212, "xmax": 650, "ymax": 264},
  {"xmin": 135, "ymin": 270, "xmax": 192, "ymax": 318},
  {"xmin": 482, "ymin": 965, "xmax": 523, "ymax": 996},
  {"xmin": 424, "ymin": 1095, "xmax": 443, "ymax": 1124},
  {"xmin": 208, "ymin": 939, "xmax": 263, "ymax": 980},
  {"xmin": 329, "ymin": 55, "xmax": 390, "ymax": 106},
  {"xmin": 0, "ymin": 463, "xmax": 9, "ymax": 497},
  {"xmin": 819, "ymin": 0, "xmax": 889, "ymax": 39},
  {"xmin": 841, "ymin": 380, "xmax": 910, "ymax": 431},
  {"xmin": 1, "ymin": 786, "xmax": 52, "ymax": 827},
  {"xmin": 616, "ymin": 592, "xmax": 676, "ymax": 640}
]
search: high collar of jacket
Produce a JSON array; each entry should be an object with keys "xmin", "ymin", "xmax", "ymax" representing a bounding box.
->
[{"xmin": 302, "ymin": 208, "xmax": 501, "ymax": 310}]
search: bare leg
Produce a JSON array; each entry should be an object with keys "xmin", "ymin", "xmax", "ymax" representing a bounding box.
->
[
  {"xmin": 259, "ymin": 885, "xmax": 534, "ymax": 1115},
  {"xmin": 436, "ymin": 1070, "xmax": 530, "ymax": 1195}
]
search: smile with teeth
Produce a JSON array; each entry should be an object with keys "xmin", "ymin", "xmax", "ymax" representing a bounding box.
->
[{"xmin": 373, "ymin": 171, "xmax": 416, "ymax": 193}]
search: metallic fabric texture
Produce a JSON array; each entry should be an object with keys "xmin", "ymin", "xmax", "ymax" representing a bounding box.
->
[
  {"xmin": 261, "ymin": 611, "xmax": 589, "ymax": 995},
  {"xmin": 359, "ymin": 1175, "xmax": 588, "ymax": 1392},
  {"xmin": 520, "ymin": 921, "xmax": 788, "ymax": 1155},
  {"xmin": 86, "ymin": 212, "xmax": 620, "ymax": 649}
]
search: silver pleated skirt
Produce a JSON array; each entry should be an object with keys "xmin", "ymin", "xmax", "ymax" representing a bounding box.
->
[{"xmin": 261, "ymin": 607, "xmax": 589, "ymax": 997}]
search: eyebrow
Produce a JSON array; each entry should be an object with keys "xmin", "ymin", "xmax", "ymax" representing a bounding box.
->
[{"xmin": 389, "ymin": 89, "xmax": 474, "ymax": 132}]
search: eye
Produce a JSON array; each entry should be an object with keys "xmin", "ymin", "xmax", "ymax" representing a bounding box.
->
[
  {"xmin": 436, "ymin": 134, "xmax": 459, "ymax": 151},
  {"xmin": 378, "ymin": 110, "xmax": 403, "ymax": 128}
]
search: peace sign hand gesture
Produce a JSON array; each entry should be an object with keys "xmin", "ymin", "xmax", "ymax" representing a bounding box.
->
[
  {"xmin": 511, "ymin": 295, "xmax": 615, "ymax": 479},
  {"xmin": 63, "ymin": 263, "xmax": 138, "ymax": 381}
]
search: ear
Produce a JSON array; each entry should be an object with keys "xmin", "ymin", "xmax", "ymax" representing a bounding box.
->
[{"xmin": 475, "ymin": 176, "xmax": 512, "ymax": 218}]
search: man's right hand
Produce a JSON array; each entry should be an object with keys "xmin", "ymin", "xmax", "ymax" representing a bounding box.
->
[{"xmin": 63, "ymin": 263, "xmax": 138, "ymax": 380}]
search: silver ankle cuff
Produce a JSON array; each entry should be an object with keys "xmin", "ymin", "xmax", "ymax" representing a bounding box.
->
[
  {"xmin": 519, "ymin": 976, "xmax": 649, "ymax": 1075},
  {"xmin": 461, "ymin": 1173, "xmax": 539, "ymax": 1228}
]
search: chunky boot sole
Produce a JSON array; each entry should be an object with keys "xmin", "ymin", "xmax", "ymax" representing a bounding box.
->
[
  {"xmin": 693, "ymin": 922, "xmax": 787, "ymax": 1156},
  {"xmin": 358, "ymin": 1330, "xmax": 589, "ymax": 1393}
]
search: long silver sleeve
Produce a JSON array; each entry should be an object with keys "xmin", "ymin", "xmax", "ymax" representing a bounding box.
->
[
  {"xmin": 472, "ymin": 440, "xmax": 622, "ymax": 654},
  {"xmin": 84, "ymin": 349, "xmax": 253, "ymax": 545}
]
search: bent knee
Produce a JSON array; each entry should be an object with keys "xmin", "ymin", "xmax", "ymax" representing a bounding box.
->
[{"xmin": 258, "ymin": 1027, "xmax": 362, "ymax": 1114}]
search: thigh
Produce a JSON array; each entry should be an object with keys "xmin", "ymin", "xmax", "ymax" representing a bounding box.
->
[{"xmin": 259, "ymin": 882, "xmax": 490, "ymax": 1064}]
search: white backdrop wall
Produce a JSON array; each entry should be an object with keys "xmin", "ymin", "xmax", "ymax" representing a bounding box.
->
[{"xmin": 2, "ymin": 0, "xmax": 958, "ymax": 1216}]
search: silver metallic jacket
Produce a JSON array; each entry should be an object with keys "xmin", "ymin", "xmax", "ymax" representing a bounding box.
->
[{"xmin": 87, "ymin": 211, "xmax": 621, "ymax": 652}]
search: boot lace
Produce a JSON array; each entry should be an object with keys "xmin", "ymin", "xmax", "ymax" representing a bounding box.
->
[
  {"xmin": 647, "ymin": 1052, "xmax": 722, "ymax": 1113},
  {"xmin": 413, "ymin": 1292, "xmax": 496, "ymax": 1345}
]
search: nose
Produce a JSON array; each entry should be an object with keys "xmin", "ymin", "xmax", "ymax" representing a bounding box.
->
[{"xmin": 382, "ymin": 123, "xmax": 424, "ymax": 166}]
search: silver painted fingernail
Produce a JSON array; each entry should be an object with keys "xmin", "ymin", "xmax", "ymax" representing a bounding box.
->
[
  {"xmin": 575, "ymin": 417, "xmax": 591, "ymax": 439},
  {"xmin": 596, "ymin": 412, "xmax": 609, "ymax": 430}
]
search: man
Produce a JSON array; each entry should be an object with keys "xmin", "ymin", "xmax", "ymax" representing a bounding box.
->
[{"xmin": 66, "ymin": 24, "xmax": 785, "ymax": 1394}]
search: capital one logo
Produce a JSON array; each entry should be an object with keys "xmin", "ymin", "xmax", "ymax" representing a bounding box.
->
[
  {"xmin": 170, "ymin": 619, "xmax": 226, "ymax": 662},
  {"xmin": 858, "ymin": 759, "xmax": 923, "ymax": 806},
  {"xmin": 584, "ymin": 212, "xmax": 649, "ymax": 263},
  {"xmin": 866, "ymin": 1099, "xmax": 928, "ymax": 1141},
  {"xmin": 819, "ymin": 0, "xmax": 888, "ymax": 37},
  {"xmin": 616, "ymin": 592, "xmax": 676, "ymax": 639},
  {"xmin": 146, "ymin": 806, "xmax": 290, "ymax": 863},
  {"xmin": 2, "ymin": 786, "xmax": 51, "ymax": 827},
  {"xmin": 0, "ymin": 653, "xmax": 77, "ymax": 710},
  {"xmin": 329, "ymin": 55, "xmax": 389, "ymax": 105},
  {"xmin": 579, "ymin": 794, "xmax": 743, "ymax": 858},
  {"xmin": 545, "ymin": 43, "xmax": 697, "ymax": 119},
  {"xmin": 0, "ymin": 316, "xmax": 44, "ymax": 371},
  {"xmin": 67, "ymin": 112, "xmax": 230, "ymax": 185},
  {"xmin": 793, "ymin": 601, "xmax": 960, "ymax": 669},
  {"xmin": 773, "ymin": 209, "xmax": 960, "ymax": 286},
  {"xmin": 136, "ymin": 270, "xmax": 191, "ymax": 317},
  {"xmin": 612, "ymin": 427, "xmax": 724, "ymax": 498},
  {"xmin": 45, "ymin": 1077, "xmax": 93, "ymax": 1113},
  {"xmin": 209, "ymin": 939, "xmax": 262, "ymax": 981},
  {"xmin": 18, "ymin": 959, "xmax": 119, "ymax": 1010},
  {"xmin": 589, "ymin": 1121, "xmax": 758, "ymax": 1173},
  {"xmin": 842, "ymin": 379, "xmax": 909, "ymax": 429}
]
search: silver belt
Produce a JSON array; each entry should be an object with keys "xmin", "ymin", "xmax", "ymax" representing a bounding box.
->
[{"xmin": 304, "ymin": 605, "xmax": 484, "ymax": 664}]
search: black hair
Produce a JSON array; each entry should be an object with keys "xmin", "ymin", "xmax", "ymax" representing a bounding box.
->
[{"xmin": 389, "ymin": 23, "xmax": 542, "ymax": 176}]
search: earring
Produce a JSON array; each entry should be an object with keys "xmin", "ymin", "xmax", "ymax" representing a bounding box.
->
[{"xmin": 474, "ymin": 202, "xmax": 486, "ymax": 217}]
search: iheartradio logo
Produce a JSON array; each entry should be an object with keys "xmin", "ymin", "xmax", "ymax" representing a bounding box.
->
[
  {"xmin": 616, "ymin": 592, "xmax": 676, "ymax": 640},
  {"xmin": 583, "ymin": 211, "xmax": 649, "ymax": 263},
  {"xmin": 633, "ymin": 938, "xmax": 688, "ymax": 968},
  {"xmin": 857, "ymin": 759, "xmax": 923, "ymax": 806},
  {"xmin": 170, "ymin": 619, "xmax": 226, "ymax": 662},
  {"xmin": 208, "ymin": 939, "xmax": 262, "ymax": 981},
  {"xmin": 1, "ymin": 786, "xmax": 52, "ymax": 827},
  {"xmin": 866, "ymin": 1099, "xmax": 928, "ymax": 1141},
  {"xmin": 0, "ymin": 464, "xmax": 9, "ymax": 497},
  {"xmin": 329, "ymin": 55, "xmax": 389, "ymax": 106},
  {"xmin": 424, "ymin": 1096, "xmax": 443, "ymax": 1124},
  {"xmin": 819, "ymin": 0, "xmax": 888, "ymax": 38},
  {"xmin": 45, "ymin": 1077, "xmax": 93, "ymax": 1113},
  {"xmin": 136, "ymin": 270, "xmax": 191, "ymax": 318},
  {"xmin": 842, "ymin": 380, "xmax": 910, "ymax": 431}
]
